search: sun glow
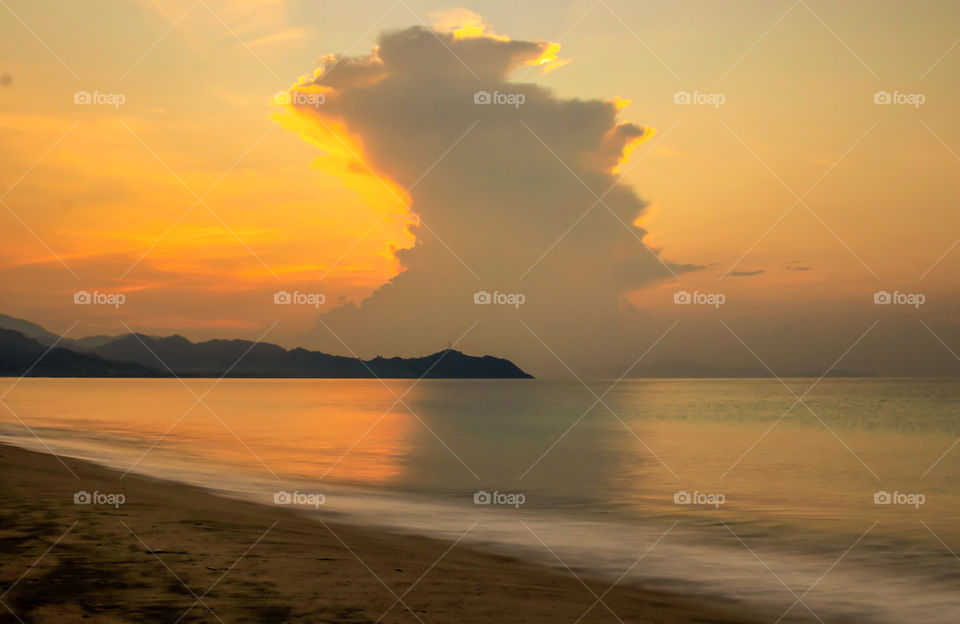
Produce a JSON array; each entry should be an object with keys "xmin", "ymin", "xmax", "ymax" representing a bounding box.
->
[
  {"xmin": 525, "ymin": 42, "xmax": 571, "ymax": 73},
  {"xmin": 432, "ymin": 8, "xmax": 567, "ymax": 72},
  {"xmin": 271, "ymin": 91, "xmax": 417, "ymax": 273},
  {"xmin": 612, "ymin": 125, "xmax": 656, "ymax": 175}
]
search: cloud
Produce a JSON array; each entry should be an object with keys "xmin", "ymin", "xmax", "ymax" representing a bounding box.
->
[
  {"xmin": 786, "ymin": 264, "xmax": 812, "ymax": 271},
  {"xmin": 274, "ymin": 17, "xmax": 687, "ymax": 374},
  {"xmin": 729, "ymin": 269, "xmax": 765, "ymax": 277}
]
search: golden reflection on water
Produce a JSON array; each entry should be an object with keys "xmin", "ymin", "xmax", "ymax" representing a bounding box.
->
[
  {"xmin": 2, "ymin": 377, "xmax": 959, "ymax": 540},
  {"xmin": 0, "ymin": 378, "xmax": 419, "ymax": 485}
]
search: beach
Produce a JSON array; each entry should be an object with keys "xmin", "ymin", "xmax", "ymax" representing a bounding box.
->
[{"xmin": 0, "ymin": 443, "xmax": 755, "ymax": 624}]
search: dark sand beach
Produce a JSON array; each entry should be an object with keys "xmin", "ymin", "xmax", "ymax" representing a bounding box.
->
[{"xmin": 0, "ymin": 443, "xmax": 758, "ymax": 623}]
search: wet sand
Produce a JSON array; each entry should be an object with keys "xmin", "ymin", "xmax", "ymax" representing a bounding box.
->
[{"xmin": 0, "ymin": 443, "xmax": 758, "ymax": 623}]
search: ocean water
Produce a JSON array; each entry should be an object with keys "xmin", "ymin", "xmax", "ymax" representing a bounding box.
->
[{"xmin": 1, "ymin": 378, "xmax": 959, "ymax": 622}]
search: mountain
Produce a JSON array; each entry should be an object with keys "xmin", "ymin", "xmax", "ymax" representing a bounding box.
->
[
  {"xmin": 0, "ymin": 314, "xmax": 126, "ymax": 352},
  {"xmin": 0, "ymin": 329, "xmax": 164, "ymax": 377},
  {"xmin": 0, "ymin": 313, "xmax": 63, "ymax": 346},
  {"xmin": 90, "ymin": 333, "xmax": 532, "ymax": 378},
  {"xmin": 0, "ymin": 316, "xmax": 533, "ymax": 378}
]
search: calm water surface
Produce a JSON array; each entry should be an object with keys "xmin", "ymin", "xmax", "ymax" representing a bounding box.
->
[{"xmin": 2, "ymin": 378, "xmax": 958, "ymax": 622}]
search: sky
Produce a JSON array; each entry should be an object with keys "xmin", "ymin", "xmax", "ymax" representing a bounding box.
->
[{"xmin": 1, "ymin": 0, "xmax": 959, "ymax": 377}]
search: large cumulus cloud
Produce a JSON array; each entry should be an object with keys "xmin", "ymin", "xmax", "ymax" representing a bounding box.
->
[{"xmin": 278, "ymin": 16, "xmax": 687, "ymax": 375}]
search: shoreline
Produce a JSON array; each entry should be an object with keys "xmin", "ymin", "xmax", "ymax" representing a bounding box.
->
[{"xmin": 0, "ymin": 442, "xmax": 760, "ymax": 624}]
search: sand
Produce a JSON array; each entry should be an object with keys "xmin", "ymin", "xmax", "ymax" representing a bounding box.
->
[{"xmin": 0, "ymin": 443, "xmax": 757, "ymax": 623}]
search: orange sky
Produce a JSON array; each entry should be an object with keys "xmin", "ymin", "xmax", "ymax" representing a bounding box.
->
[{"xmin": 1, "ymin": 1, "xmax": 959, "ymax": 375}]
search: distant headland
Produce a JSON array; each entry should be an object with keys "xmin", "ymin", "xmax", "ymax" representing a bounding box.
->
[{"xmin": 0, "ymin": 314, "xmax": 533, "ymax": 379}]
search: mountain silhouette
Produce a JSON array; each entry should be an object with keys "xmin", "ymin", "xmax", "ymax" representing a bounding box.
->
[
  {"xmin": 0, "ymin": 316, "xmax": 533, "ymax": 379},
  {"xmin": 0, "ymin": 329, "xmax": 162, "ymax": 377}
]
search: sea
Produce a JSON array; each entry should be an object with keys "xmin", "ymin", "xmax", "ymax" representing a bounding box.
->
[{"xmin": 1, "ymin": 377, "xmax": 958, "ymax": 622}]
